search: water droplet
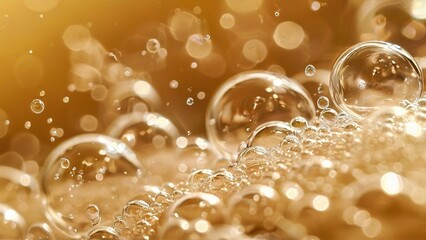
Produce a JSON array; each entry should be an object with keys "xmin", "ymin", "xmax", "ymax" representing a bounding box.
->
[
  {"xmin": 30, "ymin": 99, "xmax": 45, "ymax": 114},
  {"xmin": 41, "ymin": 134, "xmax": 144, "ymax": 237},
  {"xmin": 305, "ymin": 64, "xmax": 316, "ymax": 77},
  {"xmin": 317, "ymin": 96, "xmax": 330, "ymax": 109},
  {"xmin": 206, "ymin": 71, "xmax": 315, "ymax": 159},
  {"xmin": 186, "ymin": 97, "xmax": 194, "ymax": 106},
  {"xmin": 330, "ymin": 41, "xmax": 423, "ymax": 119}
]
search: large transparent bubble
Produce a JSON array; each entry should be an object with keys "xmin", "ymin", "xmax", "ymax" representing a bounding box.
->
[
  {"xmin": 330, "ymin": 41, "xmax": 423, "ymax": 119},
  {"xmin": 206, "ymin": 71, "xmax": 316, "ymax": 159},
  {"xmin": 41, "ymin": 134, "xmax": 144, "ymax": 238}
]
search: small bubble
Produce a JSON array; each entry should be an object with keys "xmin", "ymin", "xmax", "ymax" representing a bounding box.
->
[
  {"xmin": 47, "ymin": 118, "xmax": 53, "ymax": 124},
  {"xmin": 39, "ymin": 90, "xmax": 45, "ymax": 97},
  {"xmin": 63, "ymin": 96, "xmax": 70, "ymax": 103},
  {"xmin": 4, "ymin": 120, "xmax": 10, "ymax": 126},
  {"xmin": 191, "ymin": 62, "xmax": 198, "ymax": 69},
  {"xmin": 274, "ymin": 11, "xmax": 280, "ymax": 17},
  {"xmin": 30, "ymin": 99, "xmax": 45, "ymax": 114},
  {"xmin": 290, "ymin": 116, "xmax": 308, "ymax": 129},
  {"xmin": 305, "ymin": 64, "xmax": 316, "ymax": 77},
  {"xmin": 197, "ymin": 91, "xmax": 206, "ymax": 100},
  {"xmin": 317, "ymin": 96, "xmax": 330, "ymax": 109},
  {"xmin": 25, "ymin": 121, "xmax": 31, "ymax": 129},
  {"xmin": 60, "ymin": 157, "xmax": 70, "ymax": 169},
  {"xmin": 186, "ymin": 97, "xmax": 194, "ymax": 106},
  {"xmin": 146, "ymin": 38, "xmax": 161, "ymax": 53},
  {"xmin": 169, "ymin": 80, "xmax": 179, "ymax": 89}
]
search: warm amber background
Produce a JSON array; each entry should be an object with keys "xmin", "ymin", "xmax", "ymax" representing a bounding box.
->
[{"xmin": 0, "ymin": 0, "xmax": 425, "ymax": 164}]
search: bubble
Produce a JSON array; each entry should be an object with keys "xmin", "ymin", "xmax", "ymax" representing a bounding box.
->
[
  {"xmin": 290, "ymin": 116, "xmax": 309, "ymax": 129},
  {"xmin": 185, "ymin": 34, "xmax": 212, "ymax": 59},
  {"xmin": 206, "ymin": 71, "xmax": 316, "ymax": 159},
  {"xmin": 25, "ymin": 121, "xmax": 32, "ymax": 129},
  {"xmin": 169, "ymin": 80, "xmax": 179, "ymax": 89},
  {"xmin": 220, "ymin": 13, "xmax": 235, "ymax": 29},
  {"xmin": 317, "ymin": 96, "xmax": 330, "ymax": 109},
  {"xmin": 186, "ymin": 97, "xmax": 194, "ymax": 106},
  {"xmin": 60, "ymin": 157, "xmax": 70, "ymax": 169},
  {"xmin": 273, "ymin": 21, "xmax": 305, "ymax": 50},
  {"xmin": 86, "ymin": 204, "xmax": 101, "ymax": 226},
  {"xmin": 49, "ymin": 127, "xmax": 64, "ymax": 138},
  {"xmin": 146, "ymin": 38, "xmax": 161, "ymax": 53},
  {"xmin": 225, "ymin": 0, "xmax": 263, "ymax": 13},
  {"xmin": 25, "ymin": 223, "xmax": 54, "ymax": 240},
  {"xmin": 162, "ymin": 192, "xmax": 226, "ymax": 224},
  {"xmin": 91, "ymin": 84, "xmax": 109, "ymax": 101},
  {"xmin": 305, "ymin": 64, "xmax": 316, "ymax": 77},
  {"xmin": 30, "ymin": 99, "xmax": 45, "ymax": 114},
  {"xmin": 246, "ymin": 121, "xmax": 293, "ymax": 148},
  {"xmin": 63, "ymin": 96, "xmax": 70, "ymax": 103},
  {"xmin": 168, "ymin": 11, "xmax": 201, "ymax": 41},
  {"xmin": 80, "ymin": 114, "xmax": 98, "ymax": 132},
  {"xmin": 62, "ymin": 25, "xmax": 91, "ymax": 51},
  {"xmin": 330, "ymin": 41, "xmax": 423, "ymax": 119},
  {"xmin": 190, "ymin": 62, "xmax": 198, "ymax": 69},
  {"xmin": 41, "ymin": 134, "xmax": 144, "ymax": 237},
  {"xmin": 87, "ymin": 226, "xmax": 120, "ymax": 240},
  {"xmin": 197, "ymin": 91, "xmax": 206, "ymax": 100},
  {"xmin": 319, "ymin": 109, "xmax": 338, "ymax": 127},
  {"xmin": 242, "ymin": 39, "xmax": 267, "ymax": 64},
  {"xmin": 0, "ymin": 204, "xmax": 26, "ymax": 239}
]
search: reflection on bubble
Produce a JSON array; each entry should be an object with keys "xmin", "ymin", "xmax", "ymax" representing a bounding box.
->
[
  {"xmin": 206, "ymin": 71, "xmax": 315, "ymax": 159},
  {"xmin": 41, "ymin": 134, "xmax": 144, "ymax": 237},
  {"xmin": 273, "ymin": 21, "xmax": 305, "ymax": 50},
  {"xmin": 0, "ymin": 109, "xmax": 9, "ymax": 138},
  {"xmin": 246, "ymin": 121, "xmax": 293, "ymax": 148},
  {"xmin": 330, "ymin": 41, "xmax": 423, "ymax": 119},
  {"xmin": 25, "ymin": 223, "xmax": 54, "ymax": 240}
]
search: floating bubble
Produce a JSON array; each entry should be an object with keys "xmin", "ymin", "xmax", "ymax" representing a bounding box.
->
[
  {"xmin": 80, "ymin": 114, "xmax": 98, "ymax": 132},
  {"xmin": 206, "ymin": 71, "xmax": 316, "ymax": 159},
  {"xmin": 317, "ymin": 96, "xmax": 330, "ymax": 109},
  {"xmin": 0, "ymin": 109, "xmax": 9, "ymax": 139},
  {"xmin": 41, "ymin": 134, "xmax": 144, "ymax": 237},
  {"xmin": 146, "ymin": 38, "xmax": 161, "ymax": 54},
  {"xmin": 330, "ymin": 41, "xmax": 423, "ymax": 119},
  {"xmin": 242, "ymin": 39, "xmax": 267, "ymax": 64},
  {"xmin": 30, "ymin": 99, "xmax": 45, "ymax": 114},
  {"xmin": 273, "ymin": 21, "xmax": 305, "ymax": 50},
  {"xmin": 186, "ymin": 97, "xmax": 194, "ymax": 106},
  {"xmin": 220, "ymin": 13, "xmax": 235, "ymax": 29},
  {"xmin": 86, "ymin": 204, "xmax": 101, "ymax": 226},
  {"xmin": 25, "ymin": 121, "xmax": 31, "ymax": 129},
  {"xmin": 168, "ymin": 11, "xmax": 201, "ymax": 41},
  {"xmin": 185, "ymin": 34, "xmax": 212, "ymax": 59},
  {"xmin": 62, "ymin": 25, "xmax": 91, "ymax": 51},
  {"xmin": 305, "ymin": 64, "xmax": 316, "ymax": 77}
]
